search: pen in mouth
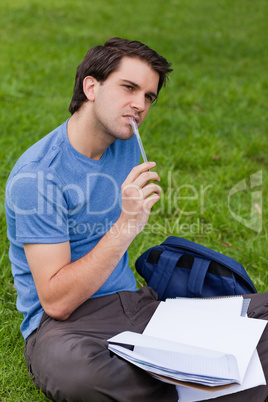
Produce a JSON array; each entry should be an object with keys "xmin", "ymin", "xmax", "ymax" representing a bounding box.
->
[{"xmin": 128, "ymin": 117, "xmax": 148, "ymax": 164}]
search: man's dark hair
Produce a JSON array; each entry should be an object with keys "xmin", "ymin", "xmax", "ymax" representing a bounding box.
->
[{"xmin": 69, "ymin": 37, "xmax": 173, "ymax": 115}]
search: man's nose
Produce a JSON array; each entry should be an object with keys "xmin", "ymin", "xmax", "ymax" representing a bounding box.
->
[{"xmin": 130, "ymin": 94, "xmax": 145, "ymax": 112}]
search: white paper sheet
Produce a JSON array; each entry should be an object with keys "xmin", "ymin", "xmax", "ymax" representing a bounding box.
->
[
  {"xmin": 108, "ymin": 298, "xmax": 267, "ymax": 395},
  {"xmin": 142, "ymin": 302, "xmax": 266, "ymax": 383},
  {"xmin": 108, "ymin": 331, "xmax": 240, "ymax": 385},
  {"xmin": 177, "ymin": 349, "xmax": 266, "ymax": 401},
  {"xmin": 165, "ymin": 296, "xmax": 246, "ymax": 317}
]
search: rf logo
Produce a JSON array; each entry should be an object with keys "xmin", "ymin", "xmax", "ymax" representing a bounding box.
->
[{"xmin": 228, "ymin": 171, "xmax": 262, "ymax": 233}]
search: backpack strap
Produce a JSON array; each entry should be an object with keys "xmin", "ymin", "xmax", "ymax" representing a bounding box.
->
[
  {"xmin": 147, "ymin": 251, "xmax": 183, "ymax": 300},
  {"xmin": 163, "ymin": 236, "xmax": 257, "ymax": 293},
  {"xmin": 187, "ymin": 257, "xmax": 211, "ymax": 297}
]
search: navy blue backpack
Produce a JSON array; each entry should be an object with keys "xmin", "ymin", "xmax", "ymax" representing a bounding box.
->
[{"xmin": 135, "ymin": 236, "xmax": 257, "ymax": 301}]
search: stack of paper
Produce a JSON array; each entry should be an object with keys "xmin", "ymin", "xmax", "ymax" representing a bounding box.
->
[{"xmin": 108, "ymin": 296, "xmax": 267, "ymax": 399}]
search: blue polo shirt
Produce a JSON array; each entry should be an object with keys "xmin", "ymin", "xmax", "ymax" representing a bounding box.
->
[{"xmin": 5, "ymin": 120, "xmax": 140, "ymax": 339}]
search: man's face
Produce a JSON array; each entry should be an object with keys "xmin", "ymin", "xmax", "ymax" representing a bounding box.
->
[{"xmin": 91, "ymin": 56, "xmax": 159, "ymax": 141}]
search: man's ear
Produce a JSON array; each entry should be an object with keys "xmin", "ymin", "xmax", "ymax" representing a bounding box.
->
[{"xmin": 83, "ymin": 76, "xmax": 98, "ymax": 101}]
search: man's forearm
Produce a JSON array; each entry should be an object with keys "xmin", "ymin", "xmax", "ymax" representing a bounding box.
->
[
  {"xmin": 26, "ymin": 162, "xmax": 161, "ymax": 320},
  {"xmin": 43, "ymin": 220, "xmax": 135, "ymax": 320}
]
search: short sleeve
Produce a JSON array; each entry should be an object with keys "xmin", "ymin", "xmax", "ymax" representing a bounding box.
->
[{"xmin": 6, "ymin": 169, "xmax": 70, "ymax": 244}]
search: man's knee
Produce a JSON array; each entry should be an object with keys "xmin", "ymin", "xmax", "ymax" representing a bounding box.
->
[
  {"xmin": 43, "ymin": 367, "xmax": 111, "ymax": 402},
  {"xmin": 31, "ymin": 333, "xmax": 111, "ymax": 401}
]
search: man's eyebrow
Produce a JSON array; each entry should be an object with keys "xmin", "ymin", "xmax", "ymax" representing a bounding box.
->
[{"xmin": 120, "ymin": 79, "xmax": 158, "ymax": 100}]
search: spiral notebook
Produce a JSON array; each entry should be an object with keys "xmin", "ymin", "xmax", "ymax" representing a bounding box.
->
[{"xmin": 108, "ymin": 296, "xmax": 267, "ymax": 394}]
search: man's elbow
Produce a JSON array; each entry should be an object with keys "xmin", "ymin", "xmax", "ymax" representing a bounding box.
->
[{"xmin": 43, "ymin": 302, "xmax": 71, "ymax": 321}]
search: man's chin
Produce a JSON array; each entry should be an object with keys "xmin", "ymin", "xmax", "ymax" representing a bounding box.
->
[
  {"xmin": 106, "ymin": 128, "xmax": 134, "ymax": 142},
  {"xmin": 118, "ymin": 132, "xmax": 134, "ymax": 141},
  {"xmin": 114, "ymin": 124, "xmax": 134, "ymax": 141}
]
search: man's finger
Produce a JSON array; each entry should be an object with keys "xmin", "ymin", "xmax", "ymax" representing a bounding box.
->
[
  {"xmin": 143, "ymin": 193, "xmax": 161, "ymax": 213},
  {"xmin": 135, "ymin": 171, "xmax": 160, "ymax": 188},
  {"xmin": 123, "ymin": 162, "xmax": 156, "ymax": 185},
  {"xmin": 142, "ymin": 183, "xmax": 162, "ymax": 199}
]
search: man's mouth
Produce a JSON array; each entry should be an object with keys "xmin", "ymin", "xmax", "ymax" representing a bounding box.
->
[{"xmin": 123, "ymin": 115, "xmax": 139, "ymax": 125}]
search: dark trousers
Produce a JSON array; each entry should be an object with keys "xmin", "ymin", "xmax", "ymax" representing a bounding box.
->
[
  {"xmin": 24, "ymin": 288, "xmax": 268, "ymax": 402},
  {"xmin": 24, "ymin": 287, "xmax": 178, "ymax": 402}
]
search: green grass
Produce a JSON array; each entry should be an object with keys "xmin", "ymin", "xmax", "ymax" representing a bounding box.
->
[{"xmin": 0, "ymin": 0, "xmax": 267, "ymax": 399}]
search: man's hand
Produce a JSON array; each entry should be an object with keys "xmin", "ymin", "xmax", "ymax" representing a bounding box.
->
[
  {"xmin": 23, "ymin": 162, "xmax": 161, "ymax": 321},
  {"xmin": 116, "ymin": 161, "xmax": 161, "ymax": 238}
]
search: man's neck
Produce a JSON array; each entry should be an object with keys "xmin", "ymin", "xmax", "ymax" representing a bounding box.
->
[{"xmin": 67, "ymin": 109, "xmax": 115, "ymax": 160}]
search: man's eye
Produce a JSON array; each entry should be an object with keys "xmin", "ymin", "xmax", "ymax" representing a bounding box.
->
[
  {"xmin": 124, "ymin": 85, "xmax": 133, "ymax": 90},
  {"xmin": 145, "ymin": 94, "xmax": 154, "ymax": 103}
]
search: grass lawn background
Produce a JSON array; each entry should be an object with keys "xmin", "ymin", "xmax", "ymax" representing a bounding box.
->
[{"xmin": 0, "ymin": 0, "xmax": 267, "ymax": 400}]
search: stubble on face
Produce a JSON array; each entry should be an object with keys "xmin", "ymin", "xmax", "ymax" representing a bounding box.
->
[{"xmin": 91, "ymin": 57, "xmax": 159, "ymax": 143}]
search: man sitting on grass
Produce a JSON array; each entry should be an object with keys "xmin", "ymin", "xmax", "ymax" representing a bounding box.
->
[{"xmin": 5, "ymin": 37, "xmax": 268, "ymax": 402}]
